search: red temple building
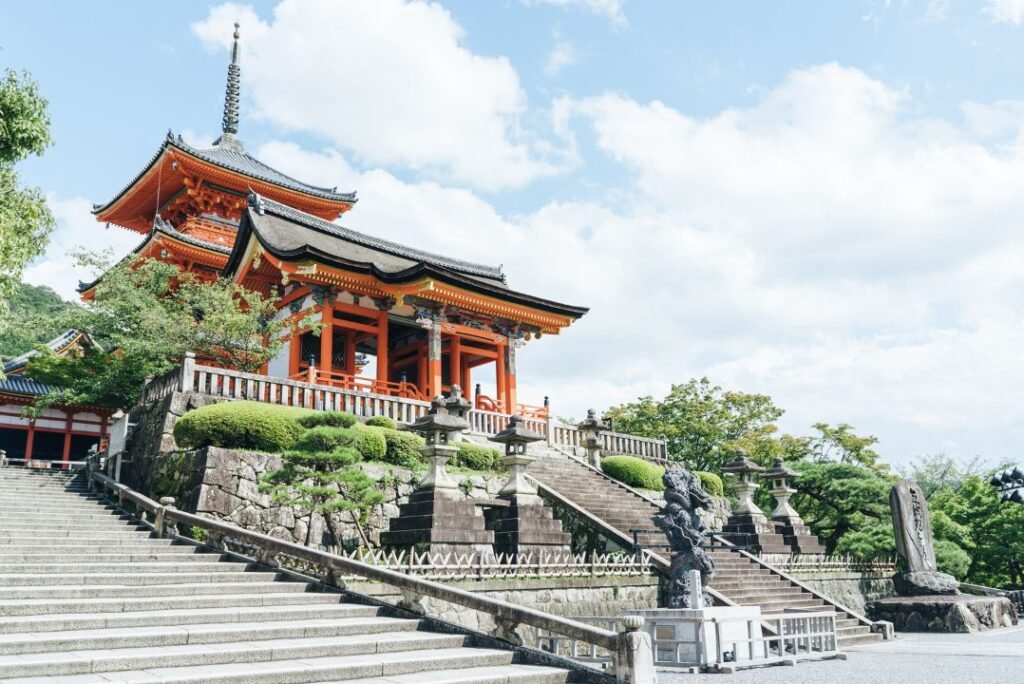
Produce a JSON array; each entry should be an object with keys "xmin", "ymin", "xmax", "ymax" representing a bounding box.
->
[{"xmin": 83, "ymin": 24, "xmax": 587, "ymax": 418}]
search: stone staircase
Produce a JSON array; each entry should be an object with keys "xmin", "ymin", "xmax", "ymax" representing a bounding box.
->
[
  {"xmin": 525, "ymin": 451, "xmax": 882, "ymax": 647},
  {"xmin": 0, "ymin": 467, "xmax": 586, "ymax": 683}
]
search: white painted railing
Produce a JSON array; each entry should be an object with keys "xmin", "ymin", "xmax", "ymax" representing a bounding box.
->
[
  {"xmin": 548, "ymin": 422, "xmax": 669, "ymax": 463},
  {"xmin": 759, "ymin": 554, "xmax": 897, "ymax": 575},
  {"xmin": 466, "ymin": 408, "xmax": 547, "ymax": 438}
]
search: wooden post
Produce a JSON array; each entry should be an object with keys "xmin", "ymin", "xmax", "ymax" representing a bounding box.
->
[
  {"xmin": 345, "ymin": 329, "xmax": 357, "ymax": 376},
  {"xmin": 426, "ymin": 325, "xmax": 442, "ymax": 399},
  {"xmin": 462, "ymin": 360, "xmax": 472, "ymax": 396},
  {"xmin": 376, "ymin": 311, "xmax": 390, "ymax": 388},
  {"xmin": 450, "ymin": 334, "xmax": 462, "ymax": 391},
  {"xmin": 25, "ymin": 421, "xmax": 35, "ymax": 464},
  {"xmin": 505, "ymin": 342, "xmax": 517, "ymax": 415},
  {"xmin": 61, "ymin": 411, "xmax": 72, "ymax": 468},
  {"xmin": 495, "ymin": 341, "xmax": 507, "ymax": 413},
  {"xmin": 320, "ymin": 305, "xmax": 334, "ymax": 377},
  {"xmin": 289, "ymin": 329, "xmax": 301, "ymax": 377}
]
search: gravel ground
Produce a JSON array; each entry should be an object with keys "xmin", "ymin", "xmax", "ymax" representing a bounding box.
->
[{"xmin": 655, "ymin": 626, "xmax": 1024, "ymax": 684}]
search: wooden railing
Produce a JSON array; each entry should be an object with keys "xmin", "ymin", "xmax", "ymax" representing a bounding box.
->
[
  {"xmin": 290, "ymin": 367, "xmax": 425, "ymax": 401},
  {"xmin": 87, "ymin": 470, "xmax": 655, "ymax": 683}
]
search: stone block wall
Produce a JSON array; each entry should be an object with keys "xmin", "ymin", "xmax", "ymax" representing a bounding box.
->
[{"xmin": 792, "ymin": 572, "xmax": 897, "ymax": 615}]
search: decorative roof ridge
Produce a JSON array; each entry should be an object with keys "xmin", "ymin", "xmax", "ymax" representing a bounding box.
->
[
  {"xmin": 246, "ymin": 191, "xmax": 506, "ymax": 283},
  {"xmin": 3, "ymin": 329, "xmax": 85, "ymax": 373}
]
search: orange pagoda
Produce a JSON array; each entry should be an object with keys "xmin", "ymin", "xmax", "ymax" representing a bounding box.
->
[{"xmin": 84, "ymin": 24, "xmax": 587, "ymax": 418}]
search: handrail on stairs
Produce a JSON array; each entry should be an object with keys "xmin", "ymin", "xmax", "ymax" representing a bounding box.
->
[
  {"xmin": 86, "ymin": 470, "xmax": 656, "ymax": 683},
  {"xmin": 709, "ymin": 534, "xmax": 890, "ymax": 639}
]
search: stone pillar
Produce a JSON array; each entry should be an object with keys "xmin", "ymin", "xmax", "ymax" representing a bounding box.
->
[
  {"xmin": 381, "ymin": 394, "xmax": 494, "ymax": 557},
  {"xmin": 484, "ymin": 417, "xmax": 572, "ymax": 558},
  {"xmin": 578, "ymin": 409, "xmax": 609, "ymax": 469},
  {"xmin": 721, "ymin": 450, "xmax": 789, "ymax": 554},
  {"xmin": 762, "ymin": 457, "xmax": 824, "ymax": 554}
]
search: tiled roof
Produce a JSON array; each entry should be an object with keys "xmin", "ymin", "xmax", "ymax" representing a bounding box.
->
[
  {"xmin": 3, "ymin": 330, "xmax": 83, "ymax": 374},
  {"xmin": 249, "ymin": 193, "xmax": 505, "ymax": 282},
  {"xmin": 0, "ymin": 376, "xmax": 52, "ymax": 397}
]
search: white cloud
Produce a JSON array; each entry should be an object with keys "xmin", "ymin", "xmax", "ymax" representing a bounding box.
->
[
  {"xmin": 543, "ymin": 34, "xmax": 580, "ymax": 78},
  {"xmin": 257, "ymin": 62, "xmax": 1024, "ymax": 464},
  {"xmin": 984, "ymin": 0, "xmax": 1024, "ymax": 23},
  {"xmin": 524, "ymin": 0, "xmax": 627, "ymax": 28},
  {"xmin": 923, "ymin": 0, "xmax": 949, "ymax": 22},
  {"xmin": 193, "ymin": 0, "xmax": 564, "ymax": 191},
  {"xmin": 23, "ymin": 196, "xmax": 142, "ymax": 301}
]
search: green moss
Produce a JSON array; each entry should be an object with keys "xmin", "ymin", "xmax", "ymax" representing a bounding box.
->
[
  {"xmin": 173, "ymin": 401, "xmax": 309, "ymax": 452},
  {"xmin": 365, "ymin": 416, "xmax": 397, "ymax": 429},
  {"xmin": 694, "ymin": 470, "xmax": 724, "ymax": 497},
  {"xmin": 601, "ymin": 455, "xmax": 665, "ymax": 490}
]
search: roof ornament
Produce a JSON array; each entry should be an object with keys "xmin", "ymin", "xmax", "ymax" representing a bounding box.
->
[
  {"xmin": 214, "ymin": 22, "xmax": 243, "ymax": 150},
  {"xmin": 247, "ymin": 189, "xmax": 266, "ymax": 215}
]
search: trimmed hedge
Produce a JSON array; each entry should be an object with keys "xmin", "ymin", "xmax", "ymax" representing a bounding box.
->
[
  {"xmin": 601, "ymin": 455, "xmax": 665, "ymax": 490},
  {"xmin": 350, "ymin": 425, "xmax": 387, "ymax": 461},
  {"xmin": 293, "ymin": 425, "xmax": 351, "ymax": 453},
  {"xmin": 694, "ymin": 471, "xmax": 724, "ymax": 497},
  {"xmin": 297, "ymin": 411, "xmax": 358, "ymax": 429},
  {"xmin": 452, "ymin": 441, "xmax": 502, "ymax": 471},
  {"xmin": 173, "ymin": 401, "xmax": 309, "ymax": 452},
  {"xmin": 380, "ymin": 429, "xmax": 424, "ymax": 468},
  {"xmin": 365, "ymin": 416, "xmax": 397, "ymax": 430}
]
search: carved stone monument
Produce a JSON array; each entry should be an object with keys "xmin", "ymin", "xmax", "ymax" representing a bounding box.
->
[
  {"xmin": 890, "ymin": 479, "xmax": 959, "ymax": 596},
  {"xmin": 866, "ymin": 479, "xmax": 1018, "ymax": 632},
  {"xmin": 653, "ymin": 467, "xmax": 716, "ymax": 608}
]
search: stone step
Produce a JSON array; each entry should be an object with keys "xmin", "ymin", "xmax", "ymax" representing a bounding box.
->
[
  {"xmin": 0, "ymin": 528, "xmax": 152, "ymax": 538},
  {"xmin": 0, "ymin": 591, "xmax": 344, "ymax": 617},
  {"xmin": 0, "ymin": 649, "xmax": 553, "ymax": 684},
  {"xmin": 0, "ymin": 511, "xmax": 133, "ymax": 521},
  {"xmin": 0, "ymin": 570, "xmax": 279, "ymax": 587},
  {"xmin": 0, "ymin": 616, "xmax": 422, "ymax": 656},
  {"xmin": 0, "ymin": 602, "xmax": 384, "ymax": 635},
  {"xmin": 0, "ymin": 580, "xmax": 311, "ymax": 601},
  {"xmin": 0, "ymin": 521, "xmax": 149, "ymax": 532},
  {"xmin": 0, "ymin": 631, "xmax": 472, "ymax": 679},
  {"xmin": 336, "ymin": 664, "xmax": 573, "ymax": 684},
  {"xmin": 0, "ymin": 550, "xmax": 220, "ymax": 563},
  {"xmin": 0, "ymin": 561, "xmax": 246, "ymax": 575},
  {"xmin": 1, "ymin": 535, "xmax": 171, "ymax": 546},
  {"xmin": 0, "ymin": 541, "xmax": 187, "ymax": 554}
]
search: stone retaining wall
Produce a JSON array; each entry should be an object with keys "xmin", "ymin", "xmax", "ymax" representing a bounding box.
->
[
  {"xmin": 348, "ymin": 575, "xmax": 660, "ymax": 647},
  {"xmin": 790, "ymin": 571, "xmax": 897, "ymax": 615}
]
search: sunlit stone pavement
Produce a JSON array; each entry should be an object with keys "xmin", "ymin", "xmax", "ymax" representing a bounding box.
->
[{"xmin": 657, "ymin": 626, "xmax": 1024, "ymax": 683}]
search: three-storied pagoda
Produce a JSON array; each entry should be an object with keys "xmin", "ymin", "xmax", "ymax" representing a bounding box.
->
[{"xmin": 84, "ymin": 24, "xmax": 586, "ymax": 416}]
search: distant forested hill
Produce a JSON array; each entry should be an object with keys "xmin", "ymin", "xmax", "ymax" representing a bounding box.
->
[{"xmin": 0, "ymin": 282, "xmax": 79, "ymax": 360}]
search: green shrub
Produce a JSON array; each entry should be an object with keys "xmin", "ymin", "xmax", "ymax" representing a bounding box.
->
[
  {"xmin": 601, "ymin": 455, "xmax": 665, "ymax": 490},
  {"xmin": 694, "ymin": 471, "xmax": 724, "ymax": 497},
  {"xmin": 350, "ymin": 425, "xmax": 387, "ymax": 461},
  {"xmin": 293, "ymin": 425, "xmax": 352, "ymax": 453},
  {"xmin": 173, "ymin": 401, "xmax": 309, "ymax": 452},
  {"xmin": 365, "ymin": 416, "xmax": 397, "ymax": 429},
  {"xmin": 452, "ymin": 441, "xmax": 502, "ymax": 472},
  {"xmin": 297, "ymin": 411, "xmax": 357, "ymax": 429},
  {"xmin": 380, "ymin": 429, "xmax": 424, "ymax": 468},
  {"xmin": 934, "ymin": 540, "xmax": 971, "ymax": 579}
]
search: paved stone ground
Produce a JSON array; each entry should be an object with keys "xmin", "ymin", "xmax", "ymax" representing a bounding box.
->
[{"xmin": 657, "ymin": 626, "xmax": 1024, "ymax": 683}]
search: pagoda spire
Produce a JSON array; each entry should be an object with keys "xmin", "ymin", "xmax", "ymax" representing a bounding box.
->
[{"xmin": 215, "ymin": 22, "xmax": 242, "ymax": 148}]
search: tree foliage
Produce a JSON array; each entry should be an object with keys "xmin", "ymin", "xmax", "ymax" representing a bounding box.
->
[
  {"xmin": 0, "ymin": 282, "xmax": 78, "ymax": 360},
  {"xmin": 0, "ymin": 67, "xmax": 54, "ymax": 316},
  {"xmin": 604, "ymin": 377, "xmax": 786, "ymax": 471},
  {"xmin": 24, "ymin": 255, "xmax": 299, "ymax": 409}
]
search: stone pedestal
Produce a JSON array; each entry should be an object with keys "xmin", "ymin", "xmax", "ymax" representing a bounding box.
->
[
  {"xmin": 722, "ymin": 513, "xmax": 791, "ymax": 554},
  {"xmin": 484, "ymin": 496, "xmax": 572, "ymax": 558},
  {"xmin": 866, "ymin": 595, "xmax": 1018, "ymax": 633},
  {"xmin": 380, "ymin": 487, "xmax": 494, "ymax": 557},
  {"xmin": 626, "ymin": 606, "xmax": 765, "ymax": 667},
  {"xmin": 773, "ymin": 518, "xmax": 825, "ymax": 554}
]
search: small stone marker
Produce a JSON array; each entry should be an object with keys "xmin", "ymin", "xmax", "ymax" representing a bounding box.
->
[{"xmin": 686, "ymin": 569, "xmax": 704, "ymax": 609}]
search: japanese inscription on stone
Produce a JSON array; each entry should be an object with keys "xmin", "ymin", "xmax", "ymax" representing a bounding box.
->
[{"xmin": 890, "ymin": 479, "xmax": 936, "ymax": 573}]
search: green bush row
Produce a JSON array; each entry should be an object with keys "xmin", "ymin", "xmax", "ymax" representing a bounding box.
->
[
  {"xmin": 694, "ymin": 471, "xmax": 724, "ymax": 497},
  {"xmin": 173, "ymin": 401, "xmax": 311, "ymax": 452},
  {"xmin": 601, "ymin": 455, "xmax": 665, "ymax": 490}
]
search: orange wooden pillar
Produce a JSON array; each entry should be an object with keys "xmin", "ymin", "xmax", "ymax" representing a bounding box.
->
[
  {"xmin": 495, "ymin": 341, "xmax": 507, "ymax": 413},
  {"xmin": 462, "ymin": 360, "xmax": 472, "ymax": 395},
  {"xmin": 25, "ymin": 420, "xmax": 35, "ymax": 464},
  {"xmin": 505, "ymin": 342, "xmax": 517, "ymax": 415},
  {"xmin": 320, "ymin": 305, "xmax": 334, "ymax": 375},
  {"xmin": 344, "ymin": 330, "xmax": 356, "ymax": 375},
  {"xmin": 426, "ymin": 325, "xmax": 443, "ymax": 399},
  {"xmin": 450, "ymin": 334, "xmax": 462, "ymax": 392},
  {"xmin": 61, "ymin": 411, "xmax": 73, "ymax": 469},
  {"xmin": 376, "ymin": 309, "xmax": 390, "ymax": 386},
  {"xmin": 289, "ymin": 327, "xmax": 302, "ymax": 376}
]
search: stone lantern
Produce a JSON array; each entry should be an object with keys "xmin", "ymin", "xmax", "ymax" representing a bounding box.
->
[
  {"xmin": 721, "ymin": 449, "xmax": 766, "ymax": 517},
  {"xmin": 490, "ymin": 416, "xmax": 544, "ymax": 499},
  {"xmin": 380, "ymin": 395, "xmax": 495, "ymax": 556},
  {"xmin": 577, "ymin": 408, "xmax": 609, "ymax": 468},
  {"xmin": 720, "ymin": 449, "xmax": 790, "ymax": 554},
  {"xmin": 484, "ymin": 416, "xmax": 572, "ymax": 558},
  {"xmin": 408, "ymin": 396, "xmax": 467, "ymax": 493},
  {"xmin": 762, "ymin": 457, "xmax": 824, "ymax": 554},
  {"xmin": 443, "ymin": 384, "xmax": 473, "ymax": 439}
]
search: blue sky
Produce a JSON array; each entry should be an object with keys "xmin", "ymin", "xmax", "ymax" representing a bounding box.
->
[{"xmin": 5, "ymin": 0, "xmax": 1024, "ymax": 467}]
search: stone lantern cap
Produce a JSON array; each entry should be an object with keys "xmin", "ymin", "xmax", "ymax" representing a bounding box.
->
[
  {"xmin": 763, "ymin": 457, "xmax": 798, "ymax": 480},
  {"xmin": 407, "ymin": 396, "xmax": 470, "ymax": 435},
  {"xmin": 577, "ymin": 408, "xmax": 609, "ymax": 431},
  {"xmin": 443, "ymin": 384, "xmax": 472, "ymax": 416},
  {"xmin": 721, "ymin": 449, "xmax": 765, "ymax": 475},
  {"xmin": 489, "ymin": 416, "xmax": 544, "ymax": 446}
]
